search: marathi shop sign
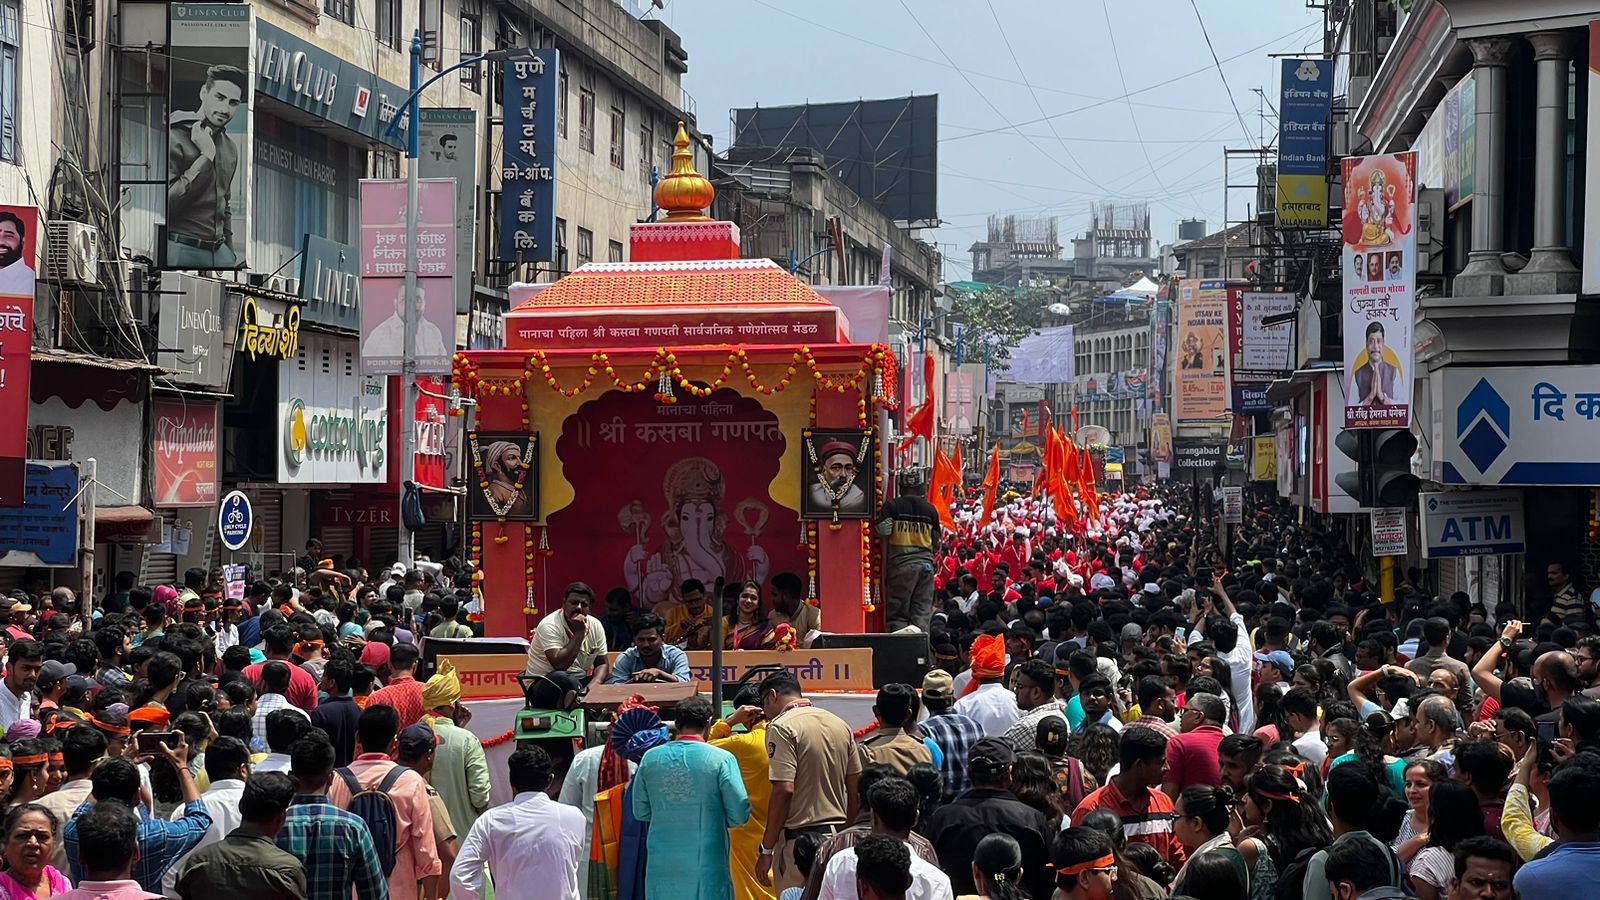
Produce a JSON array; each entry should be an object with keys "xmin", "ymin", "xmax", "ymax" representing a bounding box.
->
[
  {"xmin": 0, "ymin": 462, "xmax": 79, "ymax": 566},
  {"xmin": 497, "ymin": 50, "xmax": 558, "ymax": 262},
  {"xmin": 239, "ymin": 295, "xmax": 301, "ymax": 361}
]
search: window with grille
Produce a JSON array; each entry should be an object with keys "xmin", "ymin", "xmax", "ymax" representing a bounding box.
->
[
  {"xmin": 375, "ymin": 0, "xmax": 400, "ymax": 50},
  {"xmin": 323, "ymin": 0, "xmax": 353, "ymax": 25},
  {"xmin": 609, "ymin": 106, "xmax": 624, "ymax": 169},
  {"xmin": 639, "ymin": 121, "xmax": 652, "ymax": 180},
  {"xmin": 555, "ymin": 218, "xmax": 568, "ymax": 274},
  {"xmin": 576, "ymin": 227, "xmax": 593, "ymax": 266},
  {"xmin": 578, "ymin": 88, "xmax": 595, "ymax": 153},
  {"xmin": 0, "ymin": 0, "xmax": 17, "ymax": 162},
  {"xmin": 608, "ymin": 240, "xmax": 623, "ymax": 263},
  {"xmin": 459, "ymin": 6, "xmax": 481, "ymax": 90},
  {"xmin": 419, "ymin": 0, "xmax": 443, "ymax": 68},
  {"xmin": 558, "ymin": 70, "xmax": 569, "ymax": 139}
]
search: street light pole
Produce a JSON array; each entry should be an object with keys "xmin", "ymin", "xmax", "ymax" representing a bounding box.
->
[
  {"xmin": 398, "ymin": 30, "xmax": 423, "ymax": 569},
  {"xmin": 387, "ymin": 36, "xmax": 535, "ymax": 569}
]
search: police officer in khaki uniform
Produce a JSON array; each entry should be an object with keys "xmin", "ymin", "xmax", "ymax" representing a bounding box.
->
[
  {"xmin": 857, "ymin": 683, "xmax": 933, "ymax": 775},
  {"xmin": 754, "ymin": 671, "xmax": 861, "ymax": 892}
]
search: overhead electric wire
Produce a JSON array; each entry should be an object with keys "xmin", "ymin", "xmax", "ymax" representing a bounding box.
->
[
  {"xmin": 1190, "ymin": 0, "xmax": 1256, "ymax": 145},
  {"xmin": 1099, "ymin": 0, "xmax": 1171, "ymax": 195},
  {"xmin": 895, "ymin": 0, "xmax": 1081, "ymax": 188},
  {"xmin": 983, "ymin": 0, "xmax": 1115, "ymax": 194}
]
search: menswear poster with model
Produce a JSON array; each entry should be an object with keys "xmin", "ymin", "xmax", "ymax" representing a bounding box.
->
[
  {"xmin": 1341, "ymin": 151, "xmax": 1417, "ymax": 429},
  {"xmin": 165, "ymin": 3, "xmax": 253, "ymax": 271}
]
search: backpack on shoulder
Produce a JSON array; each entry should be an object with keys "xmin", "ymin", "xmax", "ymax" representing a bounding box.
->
[{"xmin": 338, "ymin": 765, "xmax": 411, "ymax": 876}]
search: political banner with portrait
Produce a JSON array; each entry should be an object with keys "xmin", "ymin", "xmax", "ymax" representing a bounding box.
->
[
  {"xmin": 1341, "ymin": 151, "xmax": 1417, "ymax": 429},
  {"xmin": 0, "ymin": 204, "xmax": 33, "ymax": 507},
  {"xmin": 545, "ymin": 388, "xmax": 803, "ymax": 609},
  {"xmin": 418, "ymin": 108, "xmax": 477, "ymax": 316},
  {"xmin": 165, "ymin": 3, "xmax": 253, "ymax": 271},
  {"xmin": 1175, "ymin": 279, "xmax": 1229, "ymax": 424},
  {"xmin": 358, "ymin": 179, "xmax": 457, "ymax": 375}
]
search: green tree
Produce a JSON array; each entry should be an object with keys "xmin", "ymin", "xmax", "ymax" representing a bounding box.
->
[{"xmin": 947, "ymin": 283, "xmax": 1049, "ymax": 363}]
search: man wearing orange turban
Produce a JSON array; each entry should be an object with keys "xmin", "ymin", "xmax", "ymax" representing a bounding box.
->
[{"xmin": 953, "ymin": 633, "xmax": 1019, "ymax": 737}]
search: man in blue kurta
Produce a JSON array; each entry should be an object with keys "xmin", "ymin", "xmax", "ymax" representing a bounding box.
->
[{"xmin": 632, "ymin": 695, "xmax": 752, "ymax": 900}]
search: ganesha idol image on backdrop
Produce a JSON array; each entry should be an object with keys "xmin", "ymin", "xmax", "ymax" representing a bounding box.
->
[{"xmin": 621, "ymin": 457, "xmax": 771, "ymax": 608}]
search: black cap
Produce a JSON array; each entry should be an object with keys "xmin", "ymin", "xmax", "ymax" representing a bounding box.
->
[{"xmin": 968, "ymin": 737, "xmax": 1016, "ymax": 773}]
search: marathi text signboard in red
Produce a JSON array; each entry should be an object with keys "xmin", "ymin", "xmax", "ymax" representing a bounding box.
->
[
  {"xmin": 414, "ymin": 375, "xmax": 447, "ymax": 490},
  {"xmin": 506, "ymin": 309, "xmax": 839, "ymax": 350},
  {"xmin": 153, "ymin": 399, "xmax": 219, "ymax": 508}
]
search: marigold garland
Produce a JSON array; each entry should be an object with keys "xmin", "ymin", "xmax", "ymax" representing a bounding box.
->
[{"xmin": 451, "ymin": 345, "xmax": 898, "ymax": 407}]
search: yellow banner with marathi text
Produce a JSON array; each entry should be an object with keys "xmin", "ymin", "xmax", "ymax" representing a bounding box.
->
[{"xmin": 440, "ymin": 648, "xmax": 875, "ymax": 700}]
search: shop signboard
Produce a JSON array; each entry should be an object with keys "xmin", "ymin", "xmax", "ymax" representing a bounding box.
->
[
  {"xmin": 1435, "ymin": 365, "xmax": 1600, "ymax": 485},
  {"xmin": 1341, "ymin": 151, "xmax": 1416, "ymax": 429},
  {"xmin": 1173, "ymin": 440, "xmax": 1224, "ymax": 481},
  {"xmin": 253, "ymin": 19, "xmax": 408, "ymax": 149},
  {"xmin": 1221, "ymin": 486, "xmax": 1243, "ymax": 524},
  {"xmin": 158, "ymin": 273, "xmax": 237, "ymax": 388},
  {"xmin": 299, "ymin": 236, "xmax": 360, "ymax": 331},
  {"xmin": 165, "ymin": 3, "xmax": 253, "ymax": 270},
  {"xmin": 1276, "ymin": 58, "xmax": 1332, "ymax": 227},
  {"xmin": 358, "ymin": 178, "xmax": 456, "ymax": 375},
  {"xmin": 279, "ymin": 333, "xmax": 387, "ymax": 484},
  {"xmin": 418, "ymin": 108, "xmax": 477, "ymax": 315},
  {"xmin": 0, "ymin": 462, "xmax": 78, "ymax": 566},
  {"xmin": 153, "ymin": 399, "xmax": 219, "ymax": 508},
  {"xmin": 1175, "ymin": 280, "xmax": 1228, "ymax": 423},
  {"xmin": 497, "ymin": 50, "xmax": 559, "ymax": 262},
  {"xmin": 1420, "ymin": 490, "xmax": 1524, "ymax": 558}
]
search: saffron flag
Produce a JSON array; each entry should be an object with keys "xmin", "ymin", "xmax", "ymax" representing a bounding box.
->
[
  {"xmin": 928, "ymin": 447, "xmax": 959, "ymax": 532},
  {"xmin": 978, "ymin": 443, "xmax": 1001, "ymax": 530},
  {"xmin": 896, "ymin": 351, "xmax": 936, "ymax": 452},
  {"xmin": 1079, "ymin": 445, "xmax": 1099, "ymax": 524}
]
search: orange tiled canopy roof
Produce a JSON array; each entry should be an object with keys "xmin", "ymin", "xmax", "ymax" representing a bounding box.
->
[{"xmin": 510, "ymin": 258, "xmax": 837, "ymax": 310}]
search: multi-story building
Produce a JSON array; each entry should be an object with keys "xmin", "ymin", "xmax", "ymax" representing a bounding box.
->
[
  {"xmin": 1265, "ymin": 0, "xmax": 1600, "ymax": 610},
  {"xmin": 1073, "ymin": 300, "xmax": 1152, "ymax": 465},
  {"xmin": 0, "ymin": 0, "xmax": 706, "ymax": 591}
]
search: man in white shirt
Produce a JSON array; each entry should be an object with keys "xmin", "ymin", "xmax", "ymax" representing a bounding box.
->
[
  {"xmin": 452, "ymin": 744, "xmax": 586, "ymax": 900},
  {"xmin": 1187, "ymin": 578, "xmax": 1258, "ymax": 733},
  {"xmin": 0, "ymin": 638, "xmax": 41, "ymax": 729},
  {"xmin": 820, "ymin": 826, "xmax": 952, "ymax": 900},
  {"xmin": 952, "ymin": 635, "xmax": 1019, "ymax": 738},
  {"xmin": 523, "ymin": 583, "xmax": 610, "ymax": 685},
  {"xmin": 161, "ymin": 735, "xmax": 251, "ymax": 898}
]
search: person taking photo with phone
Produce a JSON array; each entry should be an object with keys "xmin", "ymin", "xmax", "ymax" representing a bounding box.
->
[{"xmin": 62, "ymin": 738, "xmax": 213, "ymax": 891}]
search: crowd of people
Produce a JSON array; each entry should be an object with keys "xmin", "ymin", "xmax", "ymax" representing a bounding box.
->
[{"xmin": 0, "ymin": 475, "xmax": 1592, "ymax": 900}]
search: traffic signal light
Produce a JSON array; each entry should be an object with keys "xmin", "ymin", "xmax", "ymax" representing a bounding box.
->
[
  {"xmin": 1334, "ymin": 429, "xmax": 1420, "ymax": 508},
  {"xmin": 1371, "ymin": 429, "xmax": 1420, "ymax": 507}
]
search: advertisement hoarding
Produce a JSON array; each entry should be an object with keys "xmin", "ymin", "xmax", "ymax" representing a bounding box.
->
[
  {"xmin": 1341, "ymin": 152, "xmax": 1417, "ymax": 429},
  {"xmin": 279, "ymin": 333, "xmax": 388, "ymax": 484},
  {"xmin": 358, "ymin": 179, "xmax": 456, "ymax": 375},
  {"xmin": 1175, "ymin": 280, "xmax": 1229, "ymax": 423},
  {"xmin": 1276, "ymin": 59, "xmax": 1333, "ymax": 227},
  {"xmin": 0, "ymin": 462, "xmax": 77, "ymax": 565},
  {"xmin": 153, "ymin": 399, "xmax": 220, "ymax": 507},
  {"xmin": 157, "ymin": 273, "xmax": 236, "ymax": 388},
  {"xmin": 498, "ymin": 51, "xmax": 559, "ymax": 262},
  {"xmin": 418, "ymin": 108, "xmax": 477, "ymax": 315},
  {"xmin": 165, "ymin": 3, "xmax": 253, "ymax": 270},
  {"xmin": 1585, "ymin": 23, "xmax": 1600, "ymax": 294},
  {"xmin": 0, "ymin": 204, "xmax": 35, "ymax": 507}
]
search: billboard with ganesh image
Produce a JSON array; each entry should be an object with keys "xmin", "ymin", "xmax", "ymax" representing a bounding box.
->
[{"xmin": 548, "ymin": 388, "xmax": 804, "ymax": 610}]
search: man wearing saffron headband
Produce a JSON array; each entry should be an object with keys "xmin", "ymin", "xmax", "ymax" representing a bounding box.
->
[
  {"xmin": 1050, "ymin": 826, "xmax": 1119, "ymax": 900},
  {"xmin": 953, "ymin": 632, "xmax": 1019, "ymax": 738}
]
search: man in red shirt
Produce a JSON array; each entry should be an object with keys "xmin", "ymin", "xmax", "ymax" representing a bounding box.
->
[
  {"xmin": 1071, "ymin": 726, "xmax": 1185, "ymax": 868},
  {"xmin": 998, "ymin": 529, "xmax": 1031, "ymax": 577},
  {"xmin": 365, "ymin": 641, "xmax": 426, "ymax": 728},
  {"xmin": 1162, "ymin": 692, "xmax": 1227, "ymax": 797},
  {"xmin": 243, "ymin": 622, "xmax": 319, "ymax": 710}
]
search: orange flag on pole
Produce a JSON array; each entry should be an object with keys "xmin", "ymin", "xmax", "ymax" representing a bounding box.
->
[
  {"xmin": 978, "ymin": 443, "xmax": 1001, "ymax": 530},
  {"xmin": 896, "ymin": 352, "xmax": 936, "ymax": 453},
  {"xmin": 928, "ymin": 447, "xmax": 959, "ymax": 532},
  {"xmin": 1079, "ymin": 444, "xmax": 1100, "ymax": 524}
]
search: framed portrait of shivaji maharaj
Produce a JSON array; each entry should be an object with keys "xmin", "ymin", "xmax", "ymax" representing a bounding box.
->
[
  {"xmin": 800, "ymin": 428, "xmax": 875, "ymax": 523},
  {"xmin": 468, "ymin": 433, "xmax": 539, "ymax": 521}
]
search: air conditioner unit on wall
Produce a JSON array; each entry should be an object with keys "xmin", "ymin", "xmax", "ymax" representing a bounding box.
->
[{"xmin": 46, "ymin": 221, "xmax": 100, "ymax": 287}]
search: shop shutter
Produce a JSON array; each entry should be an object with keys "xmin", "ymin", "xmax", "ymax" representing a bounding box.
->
[
  {"xmin": 413, "ymin": 521, "xmax": 448, "ymax": 562},
  {"xmin": 1434, "ymin": 557, "xmax": 1461, "ymax": 599},
  {"xmin": 0, "ymin": 567, "xmax": 24, "ymax": 593},
  {"xmin": 368, "ymin": 526, "xmax": 399, "ymax": 572},
  {"xmin": 139, "ymin": 510, "xmax": 180, "ymax": 586},
  {"xmin": 320, "ymin": 527, "xmax": 355, "ymax": 561}
]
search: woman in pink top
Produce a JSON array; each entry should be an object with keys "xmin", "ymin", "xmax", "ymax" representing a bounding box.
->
[{"xmin": 0, "ymin": 804, "xmax": 71, "ymax": 899}]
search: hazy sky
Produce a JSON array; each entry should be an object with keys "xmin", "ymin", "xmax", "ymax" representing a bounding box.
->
[{"xmin": 661, "ymin": 0, "xmax": 1323, "ymax": 279}]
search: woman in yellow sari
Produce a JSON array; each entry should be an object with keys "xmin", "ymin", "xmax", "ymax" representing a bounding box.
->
[{"xmin": 710, "ymin": 698, "xmax": 776, "ymax": 900}]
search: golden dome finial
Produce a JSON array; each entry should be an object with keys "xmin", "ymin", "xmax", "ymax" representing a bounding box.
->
[{"xmin": 654, "ymin": 121, "xmax": 715, "ymax": 222}]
